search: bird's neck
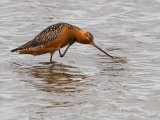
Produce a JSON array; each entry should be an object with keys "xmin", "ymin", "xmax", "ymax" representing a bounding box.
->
[{"xmin": 75, "ymin": 30, "xmax": 88, "ymax": 44}]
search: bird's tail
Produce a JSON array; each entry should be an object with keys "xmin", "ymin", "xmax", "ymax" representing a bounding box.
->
[
  {"xmin": 11, "ymin": 39, "xmax": 35, "ymax": 52},
  {"xmin": 11, "ymin": 48, "xmax": 22, "ymax": 52}
]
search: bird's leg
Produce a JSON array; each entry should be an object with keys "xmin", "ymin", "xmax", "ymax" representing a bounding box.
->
[
  {"xmin": 59, "ymin": 41, "xmax": 75, "ymax": 57},
  {"xmin": 50, "ymin": 51, "xmax": 54, "ymax": 62}
]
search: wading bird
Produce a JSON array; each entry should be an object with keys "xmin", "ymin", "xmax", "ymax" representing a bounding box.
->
[{"xmin": 11, "ymin": 23, "xmax": 114, "ymax": 61}]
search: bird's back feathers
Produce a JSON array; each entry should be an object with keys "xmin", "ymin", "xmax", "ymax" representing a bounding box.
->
[{"xmin": 11, "ymin": 23, "xmax": 79, "ymax": 52}]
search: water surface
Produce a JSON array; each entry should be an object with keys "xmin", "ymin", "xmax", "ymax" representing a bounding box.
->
[{"xmin": 0, "ymin": 0, "xmax": 160, "ymax": 120}]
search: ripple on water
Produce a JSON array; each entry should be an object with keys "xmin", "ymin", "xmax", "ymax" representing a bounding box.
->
[{"xmin": 1, "ymin": 0, "xmax": 160, "ymax": 120}]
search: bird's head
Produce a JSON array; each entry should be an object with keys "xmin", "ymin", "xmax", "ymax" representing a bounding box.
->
[
  {"xmin": 75, "ymin": 31, "xmax": 94, "ymax": 44},
  {"xmin": 75, "ymin": 30, "xmax": 114, "ymax": 59}
]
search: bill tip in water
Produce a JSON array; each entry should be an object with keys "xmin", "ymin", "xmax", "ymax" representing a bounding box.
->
[{"xmin": 90, "ymin": 42, "xmax": 115, "ymax": 59}]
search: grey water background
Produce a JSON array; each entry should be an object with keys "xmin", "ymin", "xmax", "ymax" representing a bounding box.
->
[{"xmin": 0, "ymin": 0, "xmax": 160, "ymax": 120}]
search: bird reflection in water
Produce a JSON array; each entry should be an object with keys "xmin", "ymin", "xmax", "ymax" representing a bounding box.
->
[{"xmin": 13, "ymin": 61, "xmax": 89, "ymax": 93}]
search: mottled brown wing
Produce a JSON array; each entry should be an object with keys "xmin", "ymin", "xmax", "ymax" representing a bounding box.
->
[{"xmin": 11, "ymin": 23, "xmax": 64, "ymax": 52}]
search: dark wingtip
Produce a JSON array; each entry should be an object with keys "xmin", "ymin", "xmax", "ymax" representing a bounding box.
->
[{"xmin": 11, "ymin": 48, "xmax": 19, "ymax": 52}]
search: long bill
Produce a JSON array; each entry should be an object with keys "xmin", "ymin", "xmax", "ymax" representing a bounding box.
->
[{"xmin": 90, "ymin": 42, "xmax": 114, "ymax": 59}]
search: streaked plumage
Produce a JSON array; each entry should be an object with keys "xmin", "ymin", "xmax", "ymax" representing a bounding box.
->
[
  {"xmin": 11, "ymin": 23, "xmax": 79, "ymax": 53},
  {"xmin": 11, "ymin": 22, "xmax": 114, "ymax": 61}
]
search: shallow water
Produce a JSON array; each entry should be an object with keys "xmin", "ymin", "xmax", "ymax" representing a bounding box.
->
[{"xmin": 0, "ymin": 0, "xmax": 160, "ymax": 120}]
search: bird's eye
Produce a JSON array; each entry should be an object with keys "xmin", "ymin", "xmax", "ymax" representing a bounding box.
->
[{"xmin": 87, "ymin": 33, "xmax": 93, "ymax": 40}]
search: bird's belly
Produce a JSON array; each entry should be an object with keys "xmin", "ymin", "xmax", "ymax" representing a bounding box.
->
[
  {"xmin": 18, "ymin": 47, "xmax": 56, "ymax": 55},
  {"xmin": 18, "ymin": 37, "xmax": 69, "ymax": 55},
  {"xmin": 18, "ymin": 40, "xmax": 59, "ymax": 55},
  {"xmin": 45, "ymin": 38, "xmax": 69, "ymax": 49}
]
